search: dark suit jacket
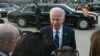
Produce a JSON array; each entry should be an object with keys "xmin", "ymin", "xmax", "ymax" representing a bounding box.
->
[{"xmin": 40, "ymin": 25, "xmax": 76, "ymax": 54}]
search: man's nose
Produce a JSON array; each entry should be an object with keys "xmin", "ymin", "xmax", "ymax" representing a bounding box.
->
[{"xmin": 53, "ymin": 20, "xmax": 57, "ymax": 24}]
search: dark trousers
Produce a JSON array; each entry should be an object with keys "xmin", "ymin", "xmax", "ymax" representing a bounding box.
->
[{"xmin": 36, "ymin": 15, "xmax": 41, "ymax": 29}]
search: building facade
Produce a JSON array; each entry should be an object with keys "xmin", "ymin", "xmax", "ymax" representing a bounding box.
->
[{"xmin": 0, "ymin": 0, "xmax": 98, "ymax": 5}]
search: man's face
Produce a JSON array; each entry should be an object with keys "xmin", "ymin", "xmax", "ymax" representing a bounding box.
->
[
  {"xmin": 50, "ymin": 11, "xmax": 64, "ymax": 30},
  {"xmin": 5, "ymin": 38, "xmax": 18, "ymax": 53}
]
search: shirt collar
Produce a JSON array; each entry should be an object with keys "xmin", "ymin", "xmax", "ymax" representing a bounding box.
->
[
  {"xmin": 0, "ymin": 52, "xmax": 8, "ymax": 56},
  {"xmin": 53, "ymin": 25, "xmax": 63, "ymax": 33}
]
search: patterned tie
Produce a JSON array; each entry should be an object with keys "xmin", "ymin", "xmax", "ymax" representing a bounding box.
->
[{"xmin": 54, "ymin": 31, "xmax": 59, "ymax": 49}]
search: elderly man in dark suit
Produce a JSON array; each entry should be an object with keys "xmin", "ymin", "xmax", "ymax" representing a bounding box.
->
[{"xmin": 40, "ymin": 7, "xmax": 76, "ymax": 55}]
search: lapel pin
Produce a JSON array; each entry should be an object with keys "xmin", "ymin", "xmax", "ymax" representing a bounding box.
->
[{"xmin": 64, "ymin": 33, "xmax": 67, "ymax": 36}]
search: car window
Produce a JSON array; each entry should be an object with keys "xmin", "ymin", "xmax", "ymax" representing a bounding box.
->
[
  {"xmin": 58, "ymin": 6, "xmax": 69, "ymax": 14},
  {"xmin": 0, "ymin": 3, "xmax": 10, "ymax": 8},
  {"xmin": 49, "ymin": 5, "xmax": 70, "ymax": 14},
  {"xmin": 17, "ymin": 6, "xmax": 24, "ymax": 11},
  {"xmin": 93, "ymin": 4, "xmax": 98, "ymax": 7},
  {"xmin": 97, "ymin": 4, "xmax": 100, "ymax": 6},
  {"xmin": 40, "ymin": 6, "xmax": 49, "ymax": 12},
  {"xmin": 23, "ymin": 6, "xmax": 34, "ymax": 13},
  {"xmin": 48, "ymin": 6, "xmax": 54, "ymax": 12}
]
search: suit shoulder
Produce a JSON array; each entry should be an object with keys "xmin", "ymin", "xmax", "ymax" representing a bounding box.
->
[{"xmin": 64, "ymin": 26, "xmax": 74, "ymax": 32}]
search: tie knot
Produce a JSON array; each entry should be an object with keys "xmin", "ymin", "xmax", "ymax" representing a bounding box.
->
[{"xmin": 56, "ymin": 31, "xmax": 59, "ymax": 33}]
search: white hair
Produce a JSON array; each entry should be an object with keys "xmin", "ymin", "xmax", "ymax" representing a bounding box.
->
[
  {"xmin": 0, "ymin": 24, "xmax": 19, "ymax": 42},
  {"xmin": 50, "ymin": 7, "xmax": 65, "ymax": 19}
]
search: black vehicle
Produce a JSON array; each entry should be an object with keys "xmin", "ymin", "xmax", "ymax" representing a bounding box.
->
[
  {"xmin": 0, "ymin": 3, "xmax": 16, "ymax": 17},
  {"xmin": 7, "ymin": 4, "xmax": 98, "ymax": 30},
  {"xmin": 9, "ymin": 4, "xmax": 19, "ymax": 9},
  {"xmin": 77, "ymin": 2, "xmax": 100, "ymax": 13},
  {"xmin": 87, "ymin": 3, "xmax": 100, "ymax": 13}
]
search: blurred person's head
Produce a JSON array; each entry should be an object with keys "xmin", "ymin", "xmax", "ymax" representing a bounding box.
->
[
  {"xmin": 82, "ymin": 6, "xmax": 89, "ymax": 12},
  {"xmin": 89, "ymin": 30, "xmax": 100, "ymax": 56},
  {"xmin": 50, "ymin": 7, "xmax": 65, "ymax": 30},
  {"xmin": 82, "ymin": 6, "xmax": 89, "ymax": 17},
  {"xmin": 56, "ymin": 46, "xmax": 78, "ymax": 56},
  {"xmin": 33, "ymin": 3, "xmax": 38, "ymax": 8},
  {"xmin": 0, "ymin": 24, "xmax": 19, "ymax": 55},
  {"xmin": 11, "ymin": 31, "xmax": 49, "ymax": 56}
]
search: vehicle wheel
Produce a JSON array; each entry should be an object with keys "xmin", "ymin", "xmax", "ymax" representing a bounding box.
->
[
  {"xmin": 17, "ymin": 17, "xmax": 27, "ymax": 27},
  {"xmin": 76, "ymin": 19, "xmax": 89, "ymax": 30}
]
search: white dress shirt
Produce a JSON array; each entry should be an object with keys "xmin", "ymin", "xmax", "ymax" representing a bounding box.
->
[
  {"xmin": 53, "ymin": 26, "xmax": 63, "ymax": 49},
  {"xmin": 0, "ymin": 52, "xmax": 7, "ymax": 56}
]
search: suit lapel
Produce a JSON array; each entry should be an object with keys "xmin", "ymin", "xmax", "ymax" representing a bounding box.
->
[
  {"xmin": 49, "ymin": 26, "xmax": 53, "ymax": 42},
  {"xmin": 49, "ymin": 26, "xmax": 53, "ymax": 43},
  {"xmin": 62, "ymin": 26, "xmax": 65, "ymax": 45},
  {"xmin": 49, "ymin": 26, "xmax": 56, "ymax": 49},
  {"xmin": 63, "ymin": 26, "xmax": 67, "ymax": 38},
  {"xmin": 62, "ymin": 26, "xmax": 68, "ymax": 46}
]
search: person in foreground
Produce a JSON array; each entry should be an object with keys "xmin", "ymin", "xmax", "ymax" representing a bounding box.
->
[
  {"xmin": 89, "ymin": 30, "xmax": 100, "ymax": 56},
  {"xmin": 56, "ymin": 46, "xmax": 78, "ymax": 56},
  {"xmin": 11, "ymin": 31, "xmax": 49, "ymax": 56},
  {"xmin": 0, "ymin": 24, "xmax": 20, "ymax": 56},
  {"xmin": 40, "ymin": 7, "xmax": 76, "ymax": 55}
]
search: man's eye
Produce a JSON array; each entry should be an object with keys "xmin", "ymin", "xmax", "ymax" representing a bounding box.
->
[{"xmin": 52, "ymin": 19, "xmax": 55, "ymax": 21}]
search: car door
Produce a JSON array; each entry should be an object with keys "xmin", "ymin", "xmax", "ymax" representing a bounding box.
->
[
  {"xmin": 88, "ymin": 4, "xmax": 93, "ymax": 11},
  {"xmin": 93, "ymin": 4, "xmax": 99, "ymax": 12},
  {"xmin": 40, "ymin": 6, "xmax": 50, "ymax": 25},
  {"xmin": 59, "ymin": 6, "xmax": 76, "ymax": 25},
  {"xmin": 22, "ymin": 6, "xmax": 36, "ymax": 23},
  {"xmin": 96, "ymin": 4, "xmax": 100, "ymax": 12}
]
